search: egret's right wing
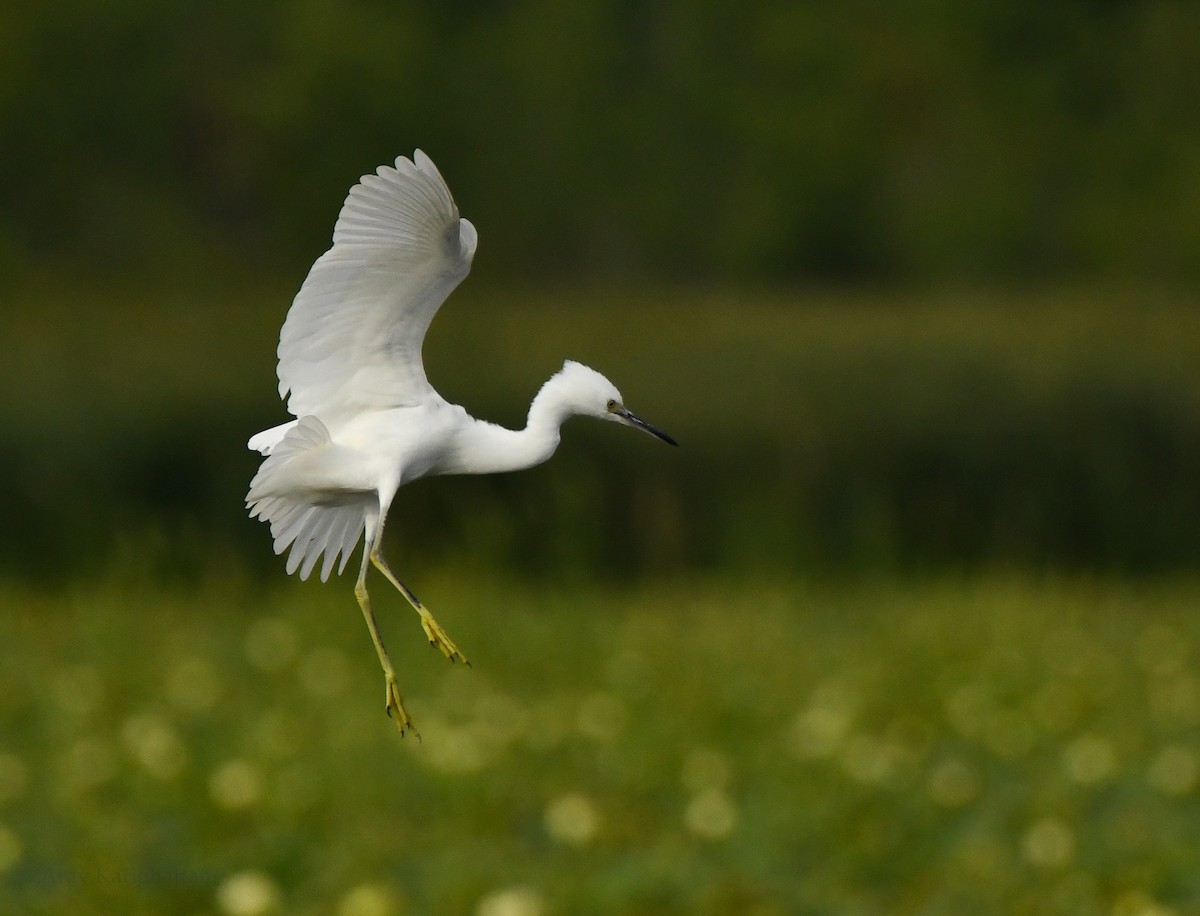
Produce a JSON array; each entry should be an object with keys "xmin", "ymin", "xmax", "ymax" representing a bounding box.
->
[{"xmin": 276, "ymin": 151, "xmax": 477, "ymax": 420}]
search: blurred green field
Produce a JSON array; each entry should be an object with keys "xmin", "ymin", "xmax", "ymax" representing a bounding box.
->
[
  {"xmin": 3, "ymin": 570, "xmax": 1200, "ymax": 914},
  {"xmin": 2, "ymin": 283, "xmax": 1198, "ymax": 579}
]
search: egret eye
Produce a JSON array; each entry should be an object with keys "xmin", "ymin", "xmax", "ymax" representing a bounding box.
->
[{"xmin": 606, "ymin": 399, "xmax": 618, "ymax": 411}]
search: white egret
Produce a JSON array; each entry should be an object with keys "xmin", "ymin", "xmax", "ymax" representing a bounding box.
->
[{"xmin": 246, "ymin": 151, "xmax": 676, "ymax": 737}]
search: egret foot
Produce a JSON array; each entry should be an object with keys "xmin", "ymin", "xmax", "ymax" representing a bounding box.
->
[
  {"xmin": 418, "ymin": 607, "xmax": 470, "ymax": 666},
  {"xmin": 385, "ymin": 674, "xmax": 419, "ymax": 739},
  {"xmin": 369, "ymin": 551, "xmax": 471, "ymax": 665}
]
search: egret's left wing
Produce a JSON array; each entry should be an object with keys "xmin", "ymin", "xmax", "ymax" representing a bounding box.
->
[{"xmin": 276, "ymin": 151, "xmax": 477, "ymax": 420}]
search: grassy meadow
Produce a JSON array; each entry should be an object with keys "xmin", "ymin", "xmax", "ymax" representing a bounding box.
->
[
  {"xmin": 2, "ymin": 284, "xmax": 1199, "ymax": 913},
  {"xmin": 4, "ymin": 570, "xmax": 1200, "ymax": 915},
  {"xmin": 7, "ymin": 569, "xmax": 1200, "ymax": 912}
]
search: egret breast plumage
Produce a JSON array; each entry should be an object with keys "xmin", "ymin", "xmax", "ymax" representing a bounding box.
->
[{"xmin": 246, "ymin": 151, "xmax": 675, "ymax": 737}]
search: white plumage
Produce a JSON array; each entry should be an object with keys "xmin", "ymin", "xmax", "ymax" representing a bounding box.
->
[
  {"xmin": 246, "ymin": 151, "xmax": 675, "ymax": 737},
  {"xmin": 280, "ymin": 150, "xmax": 477, "ymax": 419}
]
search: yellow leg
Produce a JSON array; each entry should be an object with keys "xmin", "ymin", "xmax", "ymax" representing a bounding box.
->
[
  {"xmin": 354, "ymin": 578, "xmax": 419, "ymax": 739},
  {"xmin": 370, "ymin": 548, "xmax": 470, "ymax": 666}
]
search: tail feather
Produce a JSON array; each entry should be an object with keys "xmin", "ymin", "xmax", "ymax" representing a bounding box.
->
[
  {"xmin": 272, "ymin": 505, "xmax": 316, "ymax": 554},
  {"xmin": 320, "ymin": 507, "xmax": 360, "ymax": 581},
  {"xmin": 246, "ymin": 416, "xmax": 370, "ymax": 582}
]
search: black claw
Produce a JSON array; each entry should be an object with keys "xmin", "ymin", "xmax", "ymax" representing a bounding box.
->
[{"xmin": 386, "ymin": 705, "xmax": 393, "ymax": 719}]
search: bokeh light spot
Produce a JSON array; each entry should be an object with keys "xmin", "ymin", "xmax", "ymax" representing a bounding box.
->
[
  {"xmin": 121, "ymin": 713, "xmax": 187, "ymax": 780},
  {"xmin": 419, "ymin": 718, "xmax": 489, "ymax": 775},
  {"xmin": 476, "ymin": 885, "xmax": 544, "ymax": 916},
  {"xmin": 684, "ymin": 787, "xmax": 738, "ymax": 840},
  {"xmin": 787, "ymin": 705, "xmax": 854, "ymax": 760},
  {"xmin": 544, "ymin": 792, "xmax": 601, "ymax": 846},
  {"xmin": 337, "ymin": 882, "xmax": 400, "ymax": 916},
  {"xmin": 1063, "ymin": 733, "xmax": 1118, "ymax": 785},
  {"xmin": 927, "ymin": 757, "xmax": 982, "ymax": 808},
  {"xmin": 209, "ymin": 759, "xmax": 264, "ymax": 810},
  {"xmin": 216, "ymin": 870, "xmax": 283, "ymax": 916},
  {"xmin": 1021, "ymin": 818, "xmax": 1075, "ymax": 869},
  {"xmin": 576, "ymin": 692, "xmax": 628, "ymax": 743}
]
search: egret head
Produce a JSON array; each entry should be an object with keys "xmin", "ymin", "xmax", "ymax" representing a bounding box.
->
[{"xmin": 554, "ymin": 360, "xmax": 677, "ymax": 446}]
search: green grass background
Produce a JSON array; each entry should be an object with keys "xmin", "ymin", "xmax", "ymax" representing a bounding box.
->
[{"xmin": 3, "ymin": 570, "xmax": 1199, "ymax": 914}]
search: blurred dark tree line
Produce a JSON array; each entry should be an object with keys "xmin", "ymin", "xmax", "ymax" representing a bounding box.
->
[
  {"xmin": 1, "ymin": 0, "xmax": 1198, "ymax": 286},
  {"xmin": 2, "ymin": 288, "xmax": 1197, "ymax": 582}
]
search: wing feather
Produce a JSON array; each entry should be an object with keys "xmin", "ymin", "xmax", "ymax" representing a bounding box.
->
[{"xmin": 276, "ymin": 151, "xmax": 477, "ymax": 420}]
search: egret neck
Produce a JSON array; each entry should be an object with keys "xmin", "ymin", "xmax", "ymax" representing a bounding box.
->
[{"xmin": 445, "ymin": 371, "xmax": 580, "ymax": 475}]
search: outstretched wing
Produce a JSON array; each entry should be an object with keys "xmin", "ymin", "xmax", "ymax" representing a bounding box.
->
[{"xmin": 276, "ymin": 150, "xmax": 477, "ymax": 420}]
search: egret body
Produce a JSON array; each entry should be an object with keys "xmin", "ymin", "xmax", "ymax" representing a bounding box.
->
[{"xmin": 246, "ymin": 152, "xmax": 675, "ymax": 736}]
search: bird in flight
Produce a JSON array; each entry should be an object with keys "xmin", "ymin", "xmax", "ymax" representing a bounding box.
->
[{"xmin": 246, "ymin": 151, "xmax": 676, "ymax": 737}]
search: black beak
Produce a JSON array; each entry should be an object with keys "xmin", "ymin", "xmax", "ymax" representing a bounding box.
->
[{"xmin": 615, "ymin": 406, "xmax": 678, "ymax": 446}]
